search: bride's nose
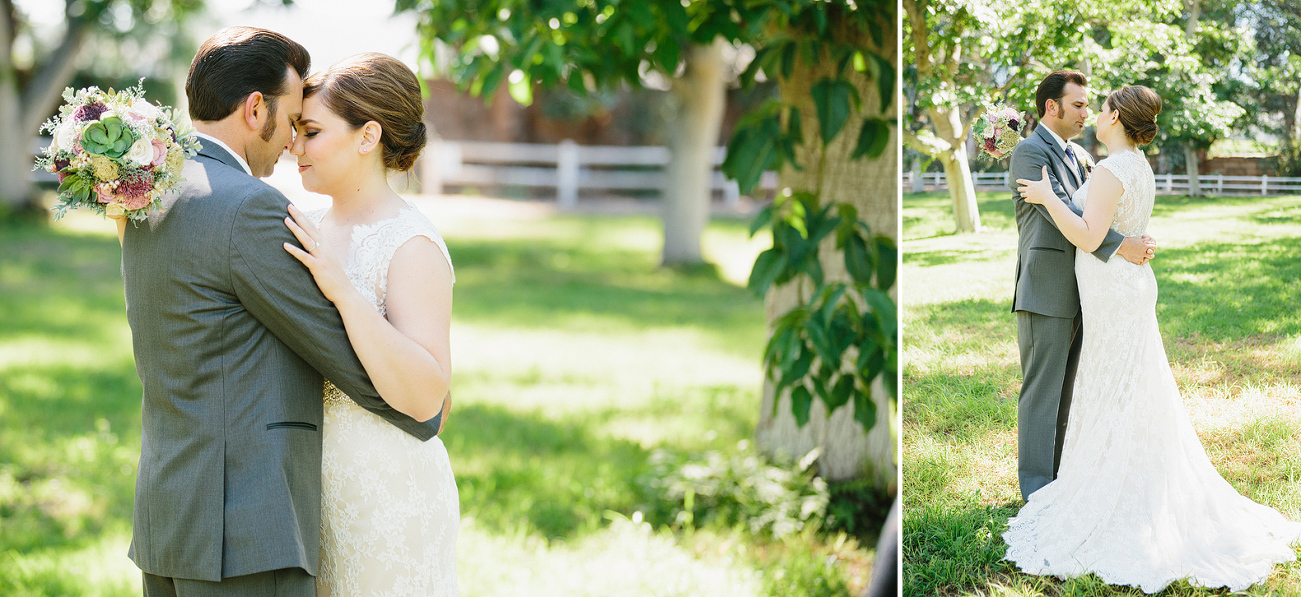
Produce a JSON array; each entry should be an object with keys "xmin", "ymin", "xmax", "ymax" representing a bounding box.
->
[{"xmin": 289, "ymin": 131, "xmax": 305, "ymax": 156}]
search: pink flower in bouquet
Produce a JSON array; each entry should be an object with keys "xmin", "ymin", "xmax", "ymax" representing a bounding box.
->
[
  {"xmin": 151, "ymin": 139, "xmax": 167, "ymax": 166},
  {"xmin": 120, "ymin": 190, "xmax": 153, "ymax": 211},
  {"xmin": 984, "ymin": 137, "xmax": 997, "ymax": 153},
  {"xmin": 95, "ymin": 184, "xmax": 115, "ymax": 204}
]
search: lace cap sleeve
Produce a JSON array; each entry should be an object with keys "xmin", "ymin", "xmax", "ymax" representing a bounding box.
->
[{"xmin": 1091, "ymin": 158, "xmax": 1129, "ymax": 195}]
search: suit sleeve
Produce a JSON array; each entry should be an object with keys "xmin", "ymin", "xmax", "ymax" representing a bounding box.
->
[
  {"xmin": 227, "ymin": 187, "xmax": 440, "ymax": 441},
  {"xmin": 1009, "ymin": 141, "xmax": 1123, "ymax": 262}
]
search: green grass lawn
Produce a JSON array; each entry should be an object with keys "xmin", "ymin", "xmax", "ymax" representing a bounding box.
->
[
  {"xmin": 0, "ymin": 203, "xmax": 873, "ymax": 596},
  {"xmin": 902, "ymin": 190, "xmax": 1301, "ymax": 597}
]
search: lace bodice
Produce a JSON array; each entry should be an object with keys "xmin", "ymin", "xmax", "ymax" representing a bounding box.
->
[
  {"xmin": 310, "ymin": 202, "xmax": 460, "ymax": 597},
  {"xmin": 311, "ymin": 204, "xmax": 455, "ymax": 408},
  {"xmin": 1070, "ymin": 149, "xmax": 1155, "ymax": 237}
]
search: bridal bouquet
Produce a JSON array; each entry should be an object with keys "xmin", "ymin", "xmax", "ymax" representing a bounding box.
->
[
  {"xmin": 35, "ymin": 83, "xmax": 200, "ymax": 222},
  {"xmin": 973, "ymin": 103, "xmax": 1026, "ymax": 159}
]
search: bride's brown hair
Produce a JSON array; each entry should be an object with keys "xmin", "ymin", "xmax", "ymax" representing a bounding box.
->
[
  {"xmin": 303, "ymin": 53, "xmax": 427, "ymax": 172},
  {"xmin": 1105, "ymin": 85, "xmax": 1162, "ymax": 146}
]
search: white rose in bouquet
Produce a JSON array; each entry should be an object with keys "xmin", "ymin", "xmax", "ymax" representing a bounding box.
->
[
  {"xmin": 126, "ymin": 137, "xmax": 156, "ymax": 167},
  {"xmin": 130, "ymin": 99, "xmax": 163, "ymax": 122},
  {"xmin": 54, "ymin": 120, "xmax": 81, "ymax": 153}
]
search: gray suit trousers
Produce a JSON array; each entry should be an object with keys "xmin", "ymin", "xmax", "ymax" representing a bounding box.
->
[
  {"xmin": 142, "ymin": 568, "xmax": 313, "ymax": 597},
  {"xmin": 1016, "ymin": 310, "xmax": 1083, "ymax": 500}
]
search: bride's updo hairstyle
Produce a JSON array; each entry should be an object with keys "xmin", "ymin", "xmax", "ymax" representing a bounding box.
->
[
  {"xmin": 1105, "ymin": 85, "xmax": 1162, "ymax": 146},
  {"xmin": 303, "ymin": 53, "xmax": 427, "ymax": 172}
]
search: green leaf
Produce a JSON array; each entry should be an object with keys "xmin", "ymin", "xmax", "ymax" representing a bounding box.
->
[
  {"xmin": 817, "ymin": 284, "xmax": 848, "ymax": 327},
  {"xmin": 786, "ymin": 106, "xmax": 802, "ymax": 141},
  {"xmin": 479, "ymin": 63, "xmax": 507, "ymax": 100},
  {"xmin": 722, "ymin": 113, "xmax": 781, "ymax": 194},
  {"xmin": 748, "ymin": 248, "xmax": 787, "ymax": 297},
  {"xmin": 873, "ymin": 54, "xmax": 895, "ymax": 110},
  {"xmin": 851, "ymin": 118, "xmax": 891, "ymax": 160},
  {"xmin": 508, "ymin": 72, "xmax": 533, "ymax": 106},
  {"xmin": 844, "ymin": 234, "xmax": 875, "ymax": 286},
  {"xmin": 748, "ymin": 204, "xmax": 774, "ymax": 237},
  {"xmin": 875, "ymin": 236, "xmax": 898, "ymax": 290},
  {"xmin": 812, "ymin": 79, "xmax": 853, "ymax": 146},
  {"xmin": 804, "ymin": 317, "xmax": 839, "ymax": 366},
  {"xmin": 780, "ymin": 43, "xmax": 796, "ymax": 79},
  {"xmin": 826, "ymin": 374, "xmax": 854, "ymax": 411},
  {"xmin": 790, "ymin": 386, "xmax": 813, "ymax": 427},
  {"xmin": 853, "ymin": 388, "xmax": 877, "ymax": 431},
  {"xmin": 782, "ymin": 349, "xmax": 815, "ymax": 392},
  {"xmin": 862, "ymin": 287, "xmax": 898, "ymax": 339},
  {"xmin": 763, "ymin": 326, "xmax": 793, "ymax": 370}
]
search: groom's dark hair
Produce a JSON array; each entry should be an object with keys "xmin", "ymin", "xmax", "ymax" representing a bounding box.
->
[
  {"xmin": 1035, "ymin": 70, "xmax": 1088, "ymax": 119},
  {"xmin": 186, "ymin": 27, "xmax": 310, "ymax": 123}
]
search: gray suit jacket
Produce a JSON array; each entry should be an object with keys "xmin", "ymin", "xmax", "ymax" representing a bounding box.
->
[
  {"xmin": 1009, "ymin": 124, "xmax": 1124, "ymax": 318},
  {"xmin": 122, "ymin": 140, "xmax": 441, "ymax": 581}
]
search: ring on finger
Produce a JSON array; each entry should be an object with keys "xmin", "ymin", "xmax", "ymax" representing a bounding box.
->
[{"xmin": 307, "ymin": 240, "xmax": 318, "ymax": 253}]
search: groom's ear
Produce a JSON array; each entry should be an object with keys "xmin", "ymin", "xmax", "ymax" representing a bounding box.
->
[{"xmin": 243, "ymin": 92, "xmax": 267, "ymax": 131}]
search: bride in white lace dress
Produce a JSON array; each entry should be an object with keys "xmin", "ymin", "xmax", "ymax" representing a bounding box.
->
[
  {"xmin": 282, "ymin": 53, "xmax": 459, "ymax": 596},
  {"xmin": 1005, "ymin": 85, "xmax": 1301, "ymax": 593}
]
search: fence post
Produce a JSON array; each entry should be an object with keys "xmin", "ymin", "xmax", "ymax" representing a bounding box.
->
[
  {"xmin": 724, "ymin": 179, "xmax": 740, "ymax": 209},
  {"xmin": 912, "ymin": 171, "xmax": 924, "ymax": 193},
  {"xmin": 1262, "ymin": 174, "xmax": 1269, "ymax": 196},
  {"xmin": 1217, "ymin": 173, "xmax": 1224, "ymax": 194},
  {"xmin": 557, "ymin": 139, "xmax": 579, "ymax": 209}
]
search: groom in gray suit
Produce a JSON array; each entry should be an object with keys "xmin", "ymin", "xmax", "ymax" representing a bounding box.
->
[
  {"xmin": 122, "ymin": 27, "xmax": 440, "ymax": 595},
  {"xmin": 1009, "ymin": 70, "xmax": 1155, "ymax": 500}
]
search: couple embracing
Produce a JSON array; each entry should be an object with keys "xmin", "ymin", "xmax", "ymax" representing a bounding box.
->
[
  {"xmin": 1003, "ymin": 70, "xmax": 1301, "ymax": 592},
  {"xmin": 117, "ymin": 27, "xmax": 458, "ymax": 595}
]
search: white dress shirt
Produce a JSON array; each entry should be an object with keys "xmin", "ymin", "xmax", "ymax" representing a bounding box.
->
[{"xmin": 195, "ymin": 132, "xmax": 253, "ymax": 176}]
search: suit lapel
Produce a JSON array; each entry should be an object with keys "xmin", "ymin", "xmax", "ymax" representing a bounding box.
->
[
  {"xmin": 1034, "ymin": 126, "xmax": 1081, "ymax": 195},
  {"xmin": 196, "ymin": 138, "xmax": 248, "ymax": 175}
]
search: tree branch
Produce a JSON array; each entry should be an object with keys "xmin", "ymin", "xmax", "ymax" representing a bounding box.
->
[
  {"xmin": 903, "ymin": 0, "xmax": 931, "ymax": 76},
  {"xmin": 902, "ymin": 127, "xmax": 951, "ymax": 158},
  {"xmin": 21, "ymin": 15, "xmax": 88, "ymax": 136}
]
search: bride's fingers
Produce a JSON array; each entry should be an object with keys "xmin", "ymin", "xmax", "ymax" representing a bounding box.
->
[
  {"xmin": 287, "ymin": 204, "xmax": 322, "ymax": 237},
  {"xmin": 284, "ymin": 215, "xmax": 316, "ymax": 249},
  {"xmin": 283, "ymin": 241, "xmax": 315, "ymax": 266}
]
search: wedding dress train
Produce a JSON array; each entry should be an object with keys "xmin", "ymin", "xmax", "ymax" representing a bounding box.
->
[
  {"xmin": 312, "ymin": 205, "xmax": 460, "ymax": 597},
  {"xmin": 1003, "ymin": 149, "xmax": 1301, "ymax": 593}
]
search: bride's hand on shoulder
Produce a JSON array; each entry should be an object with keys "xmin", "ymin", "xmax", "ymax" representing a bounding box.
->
[
  {"xmin": 1016, "ymin": 165, "xmax": 1055, "ymax": 205},
  {"xmin": 283, "ymin": 204, "xmax": 356, "ymax": 306}
]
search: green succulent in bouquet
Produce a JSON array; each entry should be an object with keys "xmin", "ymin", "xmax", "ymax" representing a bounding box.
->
[{"xmin": 81, "ymin": 116, "xmax": 137, "ymax": 158}]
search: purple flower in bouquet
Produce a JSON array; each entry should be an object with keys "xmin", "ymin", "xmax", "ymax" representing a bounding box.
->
[{"xmin": 73, "ymin": 101, "xmax": 108, "ymax": 122}]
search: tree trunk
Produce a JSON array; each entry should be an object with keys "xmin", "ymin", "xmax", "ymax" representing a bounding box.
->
[
  {"xmin": 1291, "ymin": 84, "xmax": 1301, "ymax": 149},
  {"xmin": 662, "ymin": 39, "xmax": 726, "ymax": 266},
  {"xmin": 756, "ymin": 24, "xmax": 897, "ymax": 487},
  {"xmin": 927, "ymin": 106, "xmax": 981, "ymax": 232},
  {"xmin": 0, "ymin": 0, "xmax": 30, "ymax": 210},
  {"xmin": 0, "ymin": 7, "xmax": 89, "ymax": 212},
  {"xmin": 1185, "ymin": 144, "xmax": 1202, "ymax": 197}
]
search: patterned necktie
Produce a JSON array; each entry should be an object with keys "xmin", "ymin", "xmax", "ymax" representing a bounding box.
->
[{"xmin": 1064, "ymin": 146, "xmax": 1080, "ymax": 175}]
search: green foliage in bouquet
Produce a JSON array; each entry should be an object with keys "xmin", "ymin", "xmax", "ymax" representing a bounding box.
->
[
  {"xmin": 748, "ymin": 192, "xmax": 897, "ymax": 432},
  {"xmin": 55, "ymin": 172, "xmax": 94, "ymax": 205},
  {"xmin": 80, "ymin": 116, "xmax": 137, "ymax": 158}
]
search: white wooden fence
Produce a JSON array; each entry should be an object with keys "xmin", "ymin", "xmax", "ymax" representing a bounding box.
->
[
  {"xmin": 903, "ymin": 170, "xmax": 1301, "ymax": 196},
  {"xmin": 422, "ymin": 139, "xmax": 779, "ymax": 208}
]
